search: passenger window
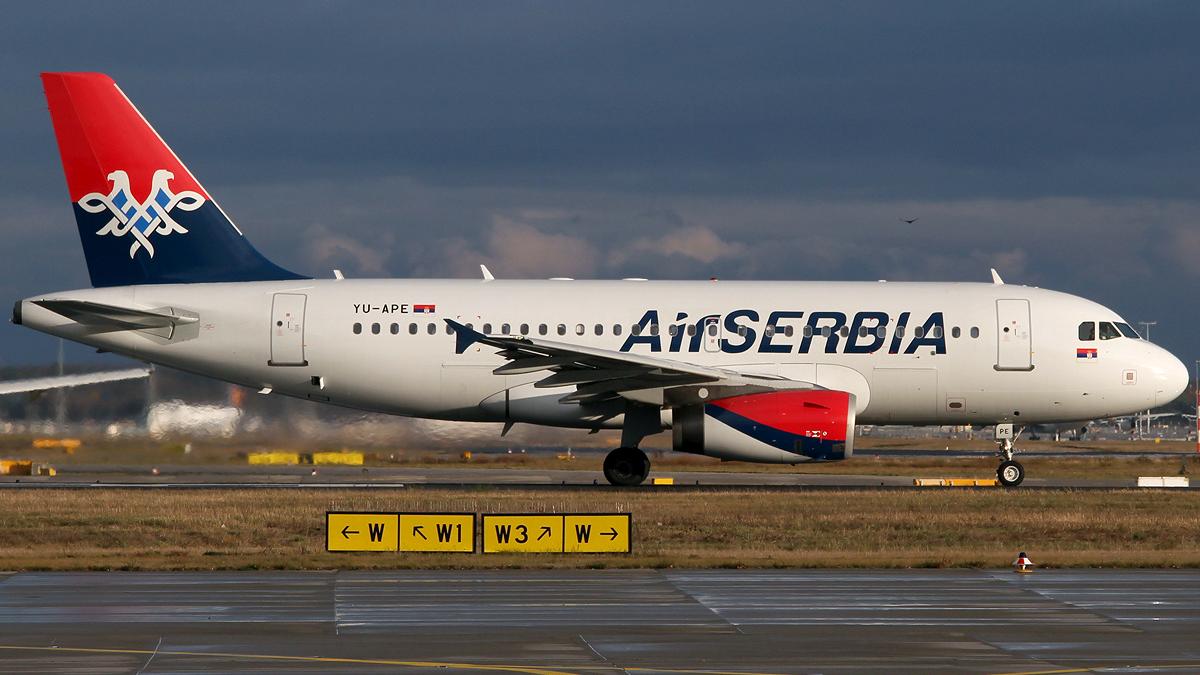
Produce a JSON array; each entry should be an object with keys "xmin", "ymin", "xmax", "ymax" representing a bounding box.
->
[
  {"xmin": 876, "ymin": 326, "xmax": 886, "ymax": 338},
  {"xmin": 371, "ymin": 322, "xmax": 381, "ymax": 335},
  {"xmin": 951, "ymin": 326, "xmax": 961, "ymax": 338},
  {"xmin": 427, "ymin": 323, "xmax": 436, "ymax": 335},
  {"xmin": 858, "ymin": 326, "xmax": 868, "ymax": 338},
  {"xmin": 738, "ymin": 325, "xmax": 748, "ymax": 337},
  {"xmin": 353, "ymin": 322, "xmax": 362, "ymax": 335},
  {"xmin": 914, "ymin": 326, "xmax": 924, "ymax": 338},
  {"xmin": 764, "ymin": 325, "xmax": 775, "ymax": 337},
  {"xmin": 575, "ymin": 323, "xmax": 585, "ymax": 335},
  {"xmin": 483, "ymin": 323, "xmax": 493, "ymax": 334},
  {"xmin": 501, "ymin": 323, "xmax": 511, "ymax": 334},
  {"xmin": 820, "ymin": 326, "xmax": 831, "ymax": 338},
  {"xmin": 1078, "ymin": 321, "xmax": 1095, "ymax": 341},
  {"xmin": 409, "ymin": 323, "xmax": 418, "ymax": 335},
  {"xmin": 520, "ymin": 323, "xmax": 529, "ymax": 335},
  {"xmin": 556, "ymin": 324, "xmax": 566, "ymax": 336},
  {"xmin": 932, "ymin": 326, "xmax": 942, "ymax": 339},
  {"xmin": 708, "ymin": 323, "xmax": 719, "ymax": 336},
  {"xmin": 785, "ymin": 325, "xmax": 794, "ymax": 338},
  {"xmin": 896, "ymin": 326, "xmax": 906, "ymax": 338},
  {"xmin": 839, "ymin": 326, "xmax": 849, "ymax": 338},
  {"xmin": 613, "ymin": 324, "xmax": 623, "ymax": 336},
  {"xmin": 803, "ymin": 326, "xmax": 814, "ymax": 338},
  {"xmin": 970, "ymin": 326, "xmax": 979, "ymax": 338},
  {"xmin": 668, "ymin": 325, "xmax": 678, "ymax": 337},
  {"xmin": 632, "ymin": 324, "xmax": 642, "ymax": 336},
  {"xmin": 650, "ymin": 324, "xmax": 660, "ymax": 336},
  {"xmin": 1099, "ymin": 321, "xmax": 1121, "ymax": 340},
  {"xmin": 390, "ymin": 323, "xmax": 399, "ymax": 335},
  {"xmin": 594, "ymin": 324, "xmax": 603, "ymax": 336},
  {"xmin": 465, "ymin": 323, "xmax": 474, "ymax": 331},
  {"xmin": 1115, "ymin": 322, "xmax": 1140, "ymax": 339},
  {"xmin": 538, "ymin": 324, "xmax": 548, "ymax": 336},
  {"xmin": 446, "ymin": 323, "xmax": 453, "ymax": 335}
]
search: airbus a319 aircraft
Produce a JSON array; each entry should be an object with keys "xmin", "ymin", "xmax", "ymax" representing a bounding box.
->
[{"xmin": 13, "ymin": 73, "xmax": 1189, "ymax": 486}]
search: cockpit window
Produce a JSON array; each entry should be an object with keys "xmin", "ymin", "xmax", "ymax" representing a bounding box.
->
[
  {"xmin": 1115, "ymin": 322, "xmax": 1141, "ymax": 339},
  {"xmin": 1099, "ymin": 321, "xmax": 1121, "ymax": 340},
  {"xmin": 1078, "ymin": 321, "xmax": 1095, "ymax": 341}
]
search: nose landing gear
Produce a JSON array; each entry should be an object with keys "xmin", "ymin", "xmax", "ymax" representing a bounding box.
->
[
  {"xmin": 995, "ymin": 424, "xmax": 1025, "ymax": 487},
  {"xmin": 603, "ymin": 447, "xmax": 650, "ymax": 486}
]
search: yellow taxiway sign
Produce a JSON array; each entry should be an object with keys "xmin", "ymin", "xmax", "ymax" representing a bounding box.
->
[
  {"xmin": 326, "ymin": 512, "xmax": 399, "ymax": 552},
  {"xmin": 481, "ymin": 514, "xmax": 564, "ymax": 553},
  {"xmin": 400, "ymin": 513, "xmax": 476, "ymax": 552},
  {"xmin": 564, "ymin": 514, "xmax": 631, "ymax": 553}
]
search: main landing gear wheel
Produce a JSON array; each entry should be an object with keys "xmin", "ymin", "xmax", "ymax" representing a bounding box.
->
[
  {"xmin": 997, "ymin": 460, "xmax": 1025, "ymax": 487},
  {"xmin": 603, "ymin": 447, "xmax": 650, "ymax": 486}
]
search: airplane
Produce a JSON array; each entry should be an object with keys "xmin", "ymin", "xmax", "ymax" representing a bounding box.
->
[{"xmin": 11, "ymin": 72, "xmax": 1190, "ymax": 486}]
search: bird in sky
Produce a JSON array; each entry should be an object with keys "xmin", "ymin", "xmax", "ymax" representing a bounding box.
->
[{"xmin": 901, "ymin": 217, "xmax": 919, "ymax": 224}]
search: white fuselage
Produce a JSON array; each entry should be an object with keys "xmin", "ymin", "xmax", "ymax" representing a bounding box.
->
[{"xmin": 17, "ymin": 279, "xmax": 1188, "ymax": 433}]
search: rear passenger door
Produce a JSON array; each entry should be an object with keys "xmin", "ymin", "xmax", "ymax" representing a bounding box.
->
[{"xmin": 995, "ymin": 299, "xmax": 1032, "ymax": 371}]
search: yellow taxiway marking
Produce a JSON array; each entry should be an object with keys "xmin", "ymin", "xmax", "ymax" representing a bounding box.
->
[
  {"xmin": 0, "ymin": 645, "xmax": 802, "ymax": 675},
  {"xmin": 0, "ymin": 645, "xmax": 578, "ymax": 675},
  {"xmin": 990, "ymin": 665, "xmax": 1200, "ymax": 675}
]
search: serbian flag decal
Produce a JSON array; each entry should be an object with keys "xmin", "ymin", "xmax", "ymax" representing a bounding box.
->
[
  {"xmin": 1077, "ymin": 347, "xmax": 1098, "ymax": 359},
  {"xmin": 413, "ymin": 304, "xmax": 436, "ymax": 314}
]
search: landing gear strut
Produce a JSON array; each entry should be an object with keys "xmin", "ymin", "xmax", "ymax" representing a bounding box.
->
[
  {"xmin": 994, "ymin": 424, "xmax": 1025, "ymax": 487},
  {"xmin": 604, "ymin": 447, "xmax": 650, "ymax": 486}
]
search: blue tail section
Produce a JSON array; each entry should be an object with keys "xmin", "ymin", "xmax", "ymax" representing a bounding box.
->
[
  {"xmin": 43, "ymin": 72, "xmax": 308, "ymax": 287},
  {"xmin": 71, "ymin": 200, "xmax": 307, "ymax": 287}
]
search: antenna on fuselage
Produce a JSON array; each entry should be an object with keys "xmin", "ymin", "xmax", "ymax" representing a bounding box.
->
[
  {"xmin": 990, "ymin": 268, "xmax": 1005, "ymax": 285},
  {"xmin": 480, "ymin": 264, "xmax": 495, "ymax": 281}
]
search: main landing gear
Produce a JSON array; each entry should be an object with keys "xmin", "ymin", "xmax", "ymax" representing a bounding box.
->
[
  {"xmin": 604, "ymin": 447, "xmax": 650, "ymax": 486},
  {"xmin": 995, "ymin": 423, "xmax": 1025, "ymax": 487}
]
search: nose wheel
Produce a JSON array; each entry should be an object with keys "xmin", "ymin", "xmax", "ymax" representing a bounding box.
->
[
  {"xmin": 997, "ymin": 460, "xmax": 1025, "ymax": 486},
  {"xmin": 603, "ymin": 447, "xmax": 650, "ymax": 486},
  {"xmin": 994, "ymin": 425, "xmax": 1025, "ymax": 486}
]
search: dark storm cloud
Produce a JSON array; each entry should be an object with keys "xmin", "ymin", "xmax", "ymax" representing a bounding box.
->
[{"xmin": 1, "ymin": 2, "xmax": 1199, "ymax": 364}]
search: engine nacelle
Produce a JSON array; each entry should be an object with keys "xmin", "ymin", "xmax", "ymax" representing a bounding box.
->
[{"xmin": 672, "ymin": 389, "xmax": 856, "ymax": 463}]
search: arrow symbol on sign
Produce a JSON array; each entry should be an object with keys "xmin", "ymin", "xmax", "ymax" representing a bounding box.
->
[
  {"xmin": 537, "ymin": 526, "xmax": 552, "ymax": 541},
  {"xmin": 603, "ymin": 528, "xmax": 619, "ymax": 540},
  {"xmin": 341, "ymin": 525, "xmax": 359, "ymax": 539},
  {"xmin": 413, "ymin": 525, "xmax": 428, "ymax": 540}
]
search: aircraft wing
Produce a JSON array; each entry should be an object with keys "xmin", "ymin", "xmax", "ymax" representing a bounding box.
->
[
  {"xmin": 0, "ymin": 367, "xmax": 151, "ymax": 396},
  {"xmin": 446, "ymin": 319, "xmax": 807, "ymax": 406},
  {"xmin": 33, "ymin": 299, "xmax": 198, "ymax": 330}
]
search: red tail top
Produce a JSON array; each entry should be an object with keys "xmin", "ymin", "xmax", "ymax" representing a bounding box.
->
[{"xmin": 41, "ymin": 72, "xmax": 208, "ymax": 202}]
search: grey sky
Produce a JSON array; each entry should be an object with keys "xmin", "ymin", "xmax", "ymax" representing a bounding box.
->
[{"xmin": 2, "ymin": 2, "xmax": 1198, "ymax": 366}]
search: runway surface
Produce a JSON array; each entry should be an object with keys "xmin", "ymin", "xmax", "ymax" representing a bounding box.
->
[
  {"xmin": 1, "ymin": 569, "xmax": 1199, "ymax": 673},
  {"xmin": 1, "ymin": 463, "xmax": 1184, "ymax": 489}
]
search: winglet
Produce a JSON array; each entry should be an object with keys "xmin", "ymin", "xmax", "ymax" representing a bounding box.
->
[
  {"xmin": 445, "ymin": 319, "xmax": 483, "ymax": 354},
  {"xmin": 480, "ymin": 264, "xmax": 495, "ymax": 281},
  {"xmin": 990, "ymin": 268, "xmax": 1005, "ymax": 285}
]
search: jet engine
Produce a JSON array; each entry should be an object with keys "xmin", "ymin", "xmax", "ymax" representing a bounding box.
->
[{"xmin": 672, "ymin": 389, "xmax": 856, "ymax": 463}]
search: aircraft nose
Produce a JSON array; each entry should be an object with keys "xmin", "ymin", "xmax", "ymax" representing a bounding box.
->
[{"xmin": 1152, "ymin": 347, "xmax": 1189, "ymax": 407}]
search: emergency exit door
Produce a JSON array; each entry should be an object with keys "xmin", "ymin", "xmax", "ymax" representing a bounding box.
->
[
  {"xmin": 995, "ymin": 299, "xmax": 1032, "ymax": 371},
  {"xmin": 269, "ymin": 293, "xmax": 308, "ymax": 366},
  {"xmin": 703, "ymin": 316, "xmax": 721, "ymax": 352}
]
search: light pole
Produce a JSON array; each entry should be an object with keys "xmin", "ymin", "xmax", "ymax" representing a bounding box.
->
[
  {"xmin": 1137, "ymin": 321, "xmax": 1158, "ymax": 439},
  {"xmin": 1138, "ymin": 321, "xmax": 1157, "ymax": 343}
]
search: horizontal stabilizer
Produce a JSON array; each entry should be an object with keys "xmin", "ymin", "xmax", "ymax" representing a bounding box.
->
[
  {"xmin": 33, "ymin": 299, "xmax": 197, "ymax": 330},
  {"xmin": 0, "ymin": 367, "xmax": 151, "ymax": 395}
]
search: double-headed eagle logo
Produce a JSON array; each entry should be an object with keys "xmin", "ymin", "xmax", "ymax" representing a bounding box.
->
[{"xmin": 77, "ymin": 169, "xmax": 205, "ymax": 259}]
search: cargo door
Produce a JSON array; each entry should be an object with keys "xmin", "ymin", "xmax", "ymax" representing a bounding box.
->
[
  {"xmin": 269, "ymin": 293, "xmax": 308, "ymax": 366},
  {"xmin": 995, "ymin": 299, "xmax": 1032, "ymax": 371}
]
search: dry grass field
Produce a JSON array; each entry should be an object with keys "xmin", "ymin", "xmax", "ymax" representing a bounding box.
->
[{"xmin": 1, "ymin": 488, "xmax": 1197, "ymax": 571}]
